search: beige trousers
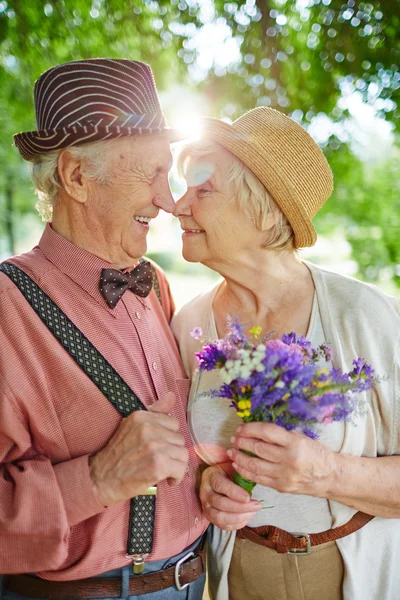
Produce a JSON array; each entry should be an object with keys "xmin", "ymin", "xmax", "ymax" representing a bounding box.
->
[{"xmin": 228, "ymin": 537, "xmax": 343, "ymax": 600}]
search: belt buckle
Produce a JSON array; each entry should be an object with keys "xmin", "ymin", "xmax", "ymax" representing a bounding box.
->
[
  {"xmin": 174, "ymin": 551, "xmax": 194, "ymax": 591},
  {"xmin": 287, "ymin": 532, "xmax": 311, "ymax": 555}
]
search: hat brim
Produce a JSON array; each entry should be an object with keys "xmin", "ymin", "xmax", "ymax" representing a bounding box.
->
[
  {"xmin": 199, "ymin": 117, "xmax": 318, "ymax": 249},
  {"xmin": 14, "ymin": 124, "xmax": 185, "ymax": 162}
]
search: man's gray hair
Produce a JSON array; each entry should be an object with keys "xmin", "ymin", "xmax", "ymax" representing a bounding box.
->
[{"xmin": 31, "ymin": 140, "xmax": 114, "ymax": 221}]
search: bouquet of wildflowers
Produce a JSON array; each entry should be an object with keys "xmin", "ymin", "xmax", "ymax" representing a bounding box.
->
[{"xmin": 191, "ymin": 317, "xmax": 379, "ymax": 495}]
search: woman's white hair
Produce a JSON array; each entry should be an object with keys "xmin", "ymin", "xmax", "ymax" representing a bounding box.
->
[
  {"xmin": 31, "ymin": 139, "xmax": 115, "ymax": 221},
  {"xmin": 177, "ymin": 140, "xmax": 295, "ymax": 251}
]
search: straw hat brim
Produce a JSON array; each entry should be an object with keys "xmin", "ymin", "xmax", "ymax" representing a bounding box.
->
[{"xmin": 200, "ymin": 117, "xmax": 320, "ymax": 248}]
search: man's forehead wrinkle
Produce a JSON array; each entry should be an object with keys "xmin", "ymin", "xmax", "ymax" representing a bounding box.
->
[{"xmin": 121, "ymin": 153, "xmax": 157, "ymax": 180}]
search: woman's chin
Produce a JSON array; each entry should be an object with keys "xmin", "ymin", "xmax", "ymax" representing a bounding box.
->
[{"xmin": 182, "ymin": 249, "xmax": 201, "ymax": 263}]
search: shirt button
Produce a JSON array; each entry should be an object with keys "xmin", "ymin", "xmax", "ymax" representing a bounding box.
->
[
  {"xmin": 194, "ymin": 517, "xmax": 199, "ymax": 525},
  {"xmin": 185, "ymin": 466, "xmax": 190, "ymax": 473},
  {"xmin": 152, "ymin": 362, "xmax": 158, "ymax": 371},
  {"xmin": 135, "ymin": 311, "xmax": 141, "ymax": 319}
]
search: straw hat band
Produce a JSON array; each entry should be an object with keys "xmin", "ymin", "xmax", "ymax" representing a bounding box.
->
[{"xmin": 200, "ymin": 108, "xmax": 333, "ymax": 248}]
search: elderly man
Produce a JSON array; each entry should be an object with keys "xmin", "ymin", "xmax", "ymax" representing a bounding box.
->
[{"xmin": 0, "ymin": 59, "xmax": 208, "ymax": 600}]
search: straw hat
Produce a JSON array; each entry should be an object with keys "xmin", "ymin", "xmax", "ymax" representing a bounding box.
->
[
  {"xmin": 14, "ymin": 58, "xmax": 181, "ymax": 161},
  {"xmin": 200, "ymin": 107, "xmax": 333, "ymax": 248}
]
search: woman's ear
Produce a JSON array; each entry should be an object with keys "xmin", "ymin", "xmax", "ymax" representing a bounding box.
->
[
  {"xmin": 260, "ymin": 211, "xmax": 277, "ymax": 233},
  {"xmin": 57, "ymin": 150, "xmax": 88, "ymax": 204}
]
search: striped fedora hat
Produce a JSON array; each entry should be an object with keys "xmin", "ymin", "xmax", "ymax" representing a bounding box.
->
[{"xmin": 14, "ymin": 58, "xmax": 181, "ymax": 161}]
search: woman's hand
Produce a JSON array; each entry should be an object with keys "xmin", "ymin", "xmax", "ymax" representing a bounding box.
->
[
  {"xmin": 227, "ymin": 422, "xmax": 338, "ymax": 498},
  {"xmin": 200, "ymin": 464, "xmax": 262, "ymax": 530}
]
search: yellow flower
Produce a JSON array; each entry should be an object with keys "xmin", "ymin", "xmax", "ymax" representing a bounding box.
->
[
  {"xmin": 250, "ymin": 326, "xmax": 262, "ymax": 340},
  {"xmin": 237, "ymin": 405, "xmax": 251, "ymax": 418},
  {"xmin": 318, "ymin": 368, "xmax": 329, "ymax": 375},
  {"xmin": 238, "ymin": 400, "xmax": 252, "ymax": 410},
  {"xmin": 315, "ymin": 368, "xmax": 331, "ymax": 388}
]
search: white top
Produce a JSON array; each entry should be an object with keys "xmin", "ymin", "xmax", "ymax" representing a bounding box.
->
[
  {"xmin": 188, "ymin": 287, "xmax": 344, "ymax": 533},
  {"xmin": 172, "ymin": 261, "xmax": 400, "ymax": 600}
]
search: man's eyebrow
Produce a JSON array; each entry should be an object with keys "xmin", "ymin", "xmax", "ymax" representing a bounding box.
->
[{"xmin": 154, "ymin": 157, "xmax": 173, "ymax": 174}]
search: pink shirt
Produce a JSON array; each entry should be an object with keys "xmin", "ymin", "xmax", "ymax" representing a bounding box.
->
[{"xmin": 0, "ymin": 224, "xmax": 208, "ymax": 580}]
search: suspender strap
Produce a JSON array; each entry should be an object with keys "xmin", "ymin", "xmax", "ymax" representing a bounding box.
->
[{"xmin": 0, "ymin": 262, "xmax": 160, "ymax": 556}]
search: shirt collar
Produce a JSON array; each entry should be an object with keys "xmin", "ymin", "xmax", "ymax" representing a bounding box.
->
[{"xmin": 39, "ymin": 224, "xmax": 147, "ymax": 315}]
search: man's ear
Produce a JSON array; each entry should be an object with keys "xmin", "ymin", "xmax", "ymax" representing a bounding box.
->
[{"xmin": 57, "ymin": 150, "xmax": 88, "ymax": 204}]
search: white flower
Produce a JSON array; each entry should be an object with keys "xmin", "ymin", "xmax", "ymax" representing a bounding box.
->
[
  {"xmin": 220, "ymin": 369, "xmax": 234, "ymax": 384},
  {"xmin": 240, "ymin": 367, "xmax": 252, "ymax": 379}
]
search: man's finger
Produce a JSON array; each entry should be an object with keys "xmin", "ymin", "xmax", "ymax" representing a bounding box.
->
[
  {"xmin": 128, "ymin": 409, "xmax": 180, "ymax": 432},
  {"xmin": 207, "ymin": 491, "xmax": 261, "ymax": 514},
  {"xmin": 206, "ymin": 506, "xmax": 255, "ymax": 530},
  {"xmin": 148, "ymin": 391, "xmax": 176, "ymax": 415},
  {"xmin": 208, "ymin": 470, "xmax": 251, "ymax": 503}
]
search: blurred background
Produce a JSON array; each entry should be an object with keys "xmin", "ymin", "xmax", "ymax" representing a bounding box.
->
[{"xmin": 0, "ymin": 0, "xmax": 399, "ymax": 308}]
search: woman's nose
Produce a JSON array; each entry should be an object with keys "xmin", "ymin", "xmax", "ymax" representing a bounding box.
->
[{"xmin": 173, "ymin": 191, "xmax": 192, "ymax": 217}]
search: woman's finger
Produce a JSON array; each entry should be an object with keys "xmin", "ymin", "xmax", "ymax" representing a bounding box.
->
[
  {"xmin": 231, "ymin": 436, "xmax": 283, "ymax": 463},
  {"xmin": 228, "ymin": 447, "xmax": 277, "ymax": 478},
  {"xmin": 236, "ymin": 422, "xmax": 292, "ymax": 446}
]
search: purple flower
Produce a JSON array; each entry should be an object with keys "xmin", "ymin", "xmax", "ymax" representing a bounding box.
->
[
  {"xmin": 195, "ymin": 342, "xmax": 226, "ymax": 371},
  {"xmin": 190, "ymin": 327, "xmax": 203, "ymax": 340},
  {"xmin": 320, "ymin": 343, "xmax": 333, "ymax": 362},
  {"xmin": 193, "ymin": 321, "xmax": 380, "ymax": 439}
]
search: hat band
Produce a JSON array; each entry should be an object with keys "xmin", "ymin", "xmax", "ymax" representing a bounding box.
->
[{"xmin": 14, "ymin": 112, "xmax": 175, "ymax": 161}]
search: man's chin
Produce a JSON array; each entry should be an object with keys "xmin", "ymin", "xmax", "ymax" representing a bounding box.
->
[{"xmin": 121, "ymin": 241, "xmax": 147, "ymax": 264}]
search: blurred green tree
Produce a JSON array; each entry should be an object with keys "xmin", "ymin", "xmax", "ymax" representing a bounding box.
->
[
  {"xmin": 195, "ymin": 0, "xmax": 400, "ymax": 129},
  {"xmin": 316, "ymin": 146, "xmax": 400, "ymax": 286},
  {"xmin": 0, "ymin": 0, "xmax": 399, "ymax": 288}
]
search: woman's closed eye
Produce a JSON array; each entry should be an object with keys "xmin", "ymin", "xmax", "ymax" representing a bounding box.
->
[{"xmin": 197, "ymin": 184, "xmax": 213, "ymax": 196}]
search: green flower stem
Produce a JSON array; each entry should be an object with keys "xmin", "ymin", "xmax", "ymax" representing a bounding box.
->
[
  {"xmin": 233, "ymin": 470, "xmax": 256, "ymax": 495},
  {"xmin": 233, "ymin": 449, "xmax": 256, "ymax": 495}
]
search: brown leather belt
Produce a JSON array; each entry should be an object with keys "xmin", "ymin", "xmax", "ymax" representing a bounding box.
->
[
  {"xmin": 237, "ymin": 510, "xmax": 373, "ymax": 554},
  {"xmin": 3, "ymin": 544, "xmax": 205, "ymax": 599}
]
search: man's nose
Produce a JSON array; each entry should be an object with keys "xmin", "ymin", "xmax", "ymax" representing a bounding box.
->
[{"xmin": 153, "ymin": 178, "xmax": 175, "ymax": 214}]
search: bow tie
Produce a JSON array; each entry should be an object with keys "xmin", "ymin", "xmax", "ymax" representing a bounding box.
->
[{"xmin": 100, "ymin": 260, "xmax": 153, "ymax": 308}]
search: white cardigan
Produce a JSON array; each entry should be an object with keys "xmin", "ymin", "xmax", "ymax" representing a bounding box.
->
[{"xmin": 172, "ymin": 261, "xmax": 400, "ymax": 600}]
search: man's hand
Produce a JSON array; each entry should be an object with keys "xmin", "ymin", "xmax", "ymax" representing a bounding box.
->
[
  {"xmin": 228, "ymin": 423, "xmax": 338, "ymax": 498},
  {"xmin": 200, "ymin": 465, "xmax": 262, "ymax": 531},
  {"xmin": 89, "ymin": 392, "xmax": 188, "ymax": 506}
]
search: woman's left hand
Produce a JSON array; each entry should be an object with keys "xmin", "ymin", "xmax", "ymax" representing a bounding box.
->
[{"xmin": 227, "ymin": 422, "xmax": 338, "ymax": 498}]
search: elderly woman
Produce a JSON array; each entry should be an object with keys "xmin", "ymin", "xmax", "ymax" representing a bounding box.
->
[{"xmin": 171, "ymin": 107, "xmax": 400, "ymax": 600}]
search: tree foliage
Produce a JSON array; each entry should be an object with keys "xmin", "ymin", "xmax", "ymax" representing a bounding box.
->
[
  {"xmin": 0, "ymin": 0, "xmax": 399, "ymax": 287},
  {"xmin": 195, "ymin": 0, "xmax": 400, "ymax": 133}
]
